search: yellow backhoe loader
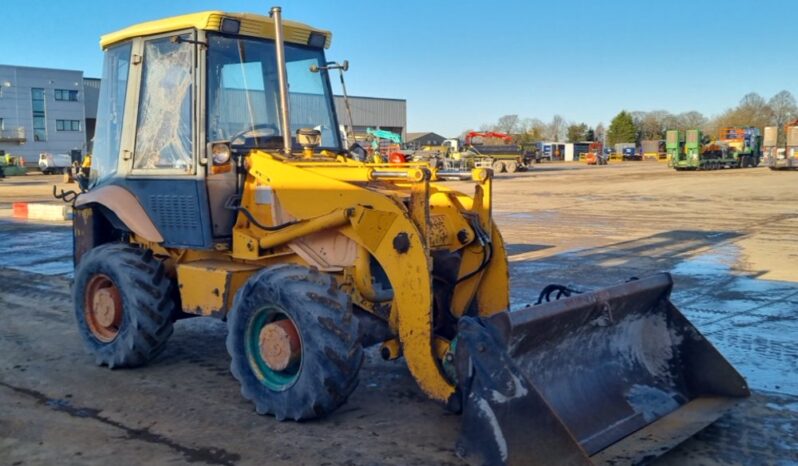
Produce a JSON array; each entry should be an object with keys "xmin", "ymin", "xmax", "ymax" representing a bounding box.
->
[{"xmin": 63, "ymin": 8, "xmax": 749, "ymax": 465}]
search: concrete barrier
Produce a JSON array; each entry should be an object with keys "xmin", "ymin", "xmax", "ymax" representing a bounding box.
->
[{"xmin": 11, "ymin": 202, "xmax": 72, "ymax": 221}]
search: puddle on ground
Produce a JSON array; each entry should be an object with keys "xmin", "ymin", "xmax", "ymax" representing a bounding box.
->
[
  {"xmin": 671, "ymin": 248, "xmax": 798, "ymax": 396},
  {"xmin": 495, "ymin": 210, "xmax": 558, "ymax": 222},
  {"xmin": 509, "ymin": 243, "xmax": 798, "ymax": 397},
  {"xmin": 0, "ymin": 221, "xmax": 73, "ymax": 276}
]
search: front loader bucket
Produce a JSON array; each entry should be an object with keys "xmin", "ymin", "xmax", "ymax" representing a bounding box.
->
[{"xmin": 454, "ymin": 273, "xmax": 749, "ymax": 466}]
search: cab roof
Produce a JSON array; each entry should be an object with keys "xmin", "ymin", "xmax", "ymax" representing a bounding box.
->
[{"xmin": 99, "ymin": 11, "xmax": 332, "ymax": 49}]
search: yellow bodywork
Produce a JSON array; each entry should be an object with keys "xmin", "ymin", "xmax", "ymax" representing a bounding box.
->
[
  {"xmin": 100, "ymin": 11, "xmax": 332, "ymax": 49},
  {"xmin": 176, "ymin": 260, "xmax": 260, "ymax": 317},
  {"xmin": 150, "ymin": 150, "xmax": 509, "ymax": 403},
  {"xmin": 107, "ymin": 8, "xmax": 509, "ymax": 405}
]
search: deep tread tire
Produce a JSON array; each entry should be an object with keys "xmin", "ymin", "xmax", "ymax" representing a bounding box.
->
[
  {"xmin": 226, "ymin": 265, "xmax": 363, "ymax": 421},
  {"xmin": 73, "ymin": 243, "xmax": 176, "ymax": 368},
  {"xmin": 492, "ymin": 160, "xmax": 506, "ymax": 173}
]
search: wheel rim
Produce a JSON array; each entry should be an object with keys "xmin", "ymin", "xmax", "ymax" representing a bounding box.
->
[
  {"xmin": 84, "ymin": 274, "xmax": 123, "ymax": 342},
  {"xmin": 246, "ymin": 307, "xmax": 302, "ymax": 391}
]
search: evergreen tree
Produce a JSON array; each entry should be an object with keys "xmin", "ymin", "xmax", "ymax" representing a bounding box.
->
[{"xmin": 607, "ymin": 111, "xmax": 637, "ymax": 146}]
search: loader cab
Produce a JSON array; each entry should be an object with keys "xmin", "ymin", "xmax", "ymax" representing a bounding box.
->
[{"xmin": 89, "ymin": 13, "xmax": 339, "ymax": 250}]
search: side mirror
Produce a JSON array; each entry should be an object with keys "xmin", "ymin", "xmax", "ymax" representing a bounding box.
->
[
  {"xmin": 349, "ymin": 143, "xmax": 367, "ymax": 161},
  {"xmin": 341, "ymin": 60, "xmax": 349, "ymax": 71}
]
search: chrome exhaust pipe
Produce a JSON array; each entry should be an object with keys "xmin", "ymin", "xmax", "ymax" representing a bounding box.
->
[{"xmin": 270, "ymin": 6, "xmax": 292, "ymax": 157}]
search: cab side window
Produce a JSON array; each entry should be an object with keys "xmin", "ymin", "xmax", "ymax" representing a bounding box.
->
[
  {"xmin": 90, "ymin": 42, "xmax": 132, "ymax": 186},
  {"xmin": 133, "ymin": 35, "xmax": 193, "ymax": 171}
]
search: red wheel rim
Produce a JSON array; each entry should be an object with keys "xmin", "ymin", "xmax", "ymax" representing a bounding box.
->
[{"xmin": 84, "ymin": 274, "xmax": 123, "ymax": 342}]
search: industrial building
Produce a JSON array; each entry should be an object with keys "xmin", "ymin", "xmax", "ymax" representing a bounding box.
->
[
  {"xmin": 0, "ymin": 65, "xmax": 89, "ymax": 163},
  {"xmin": 1, "ymin": 64, "xmax": 406, "ymax": 164},
  {"xmin": 333, "ymin": 95, "xmax": 406, "ymax": 141},
  {"xmin": 405, "ymin": 132, "xmax": 447, "ymax": 149}
]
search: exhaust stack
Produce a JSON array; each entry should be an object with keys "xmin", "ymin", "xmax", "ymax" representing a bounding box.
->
[{"xmin": 270, "ymin": 6, "xmax": 292, "ymax": 157}]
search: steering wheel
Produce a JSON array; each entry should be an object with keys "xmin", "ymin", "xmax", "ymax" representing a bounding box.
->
[{"xmin": 228, "ymin": 124, "xmax": 282, "ymax": 148}]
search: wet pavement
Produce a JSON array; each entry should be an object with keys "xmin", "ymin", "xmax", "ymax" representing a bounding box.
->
[
  {"xmin": 1, "ymin": 165, "xmax": 797, "ymax": 465},
  {"xmin": 507, "ymin": 237, "xmax": 798, "ymax": 399},
  {"xmin": 0, "ymin": 219, "xmax": 72, "ymax": 276}
]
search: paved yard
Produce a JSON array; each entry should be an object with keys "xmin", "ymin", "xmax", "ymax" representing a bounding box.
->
[{"xmin": 0, "ymin": 164, "xmax": 796, "ymax": 465}]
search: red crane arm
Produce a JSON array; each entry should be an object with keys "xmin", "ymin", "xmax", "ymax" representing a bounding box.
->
[{"xmin": 465, "ymin": 131, "xmax": 513, "ymax": 145}]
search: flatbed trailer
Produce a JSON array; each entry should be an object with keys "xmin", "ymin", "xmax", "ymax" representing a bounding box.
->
[{"xmin": 671, "ymin": 128, "xmax": 762, "ymax": 171}]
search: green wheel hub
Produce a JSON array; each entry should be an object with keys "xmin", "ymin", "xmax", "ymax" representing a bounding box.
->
[{"xmin": 245, "ymin": 307, "xmax": 302, "ymax": 391}]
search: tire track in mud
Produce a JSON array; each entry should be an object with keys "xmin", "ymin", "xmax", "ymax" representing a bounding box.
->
[{"xmin": 0, "ymin": 381, "xmax": 241, "ymax": 466}]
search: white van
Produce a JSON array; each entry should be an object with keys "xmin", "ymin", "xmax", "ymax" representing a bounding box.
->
[{"xmin": 38, "ymin": 153, "xmax": 73, "ymax": 174}]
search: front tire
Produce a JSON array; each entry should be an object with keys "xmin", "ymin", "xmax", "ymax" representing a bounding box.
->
[
  {"xmin": 227, "ymin": 265, "xmax": 363, "ymax": 421},
  {"xmin": 73, "ymin": 244, "xmax": 176, "ymax": 368}
]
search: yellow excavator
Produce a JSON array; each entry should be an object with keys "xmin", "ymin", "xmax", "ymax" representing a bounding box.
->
[{"xmin": 63, "ymin": 8, "xmax": 749, "ymax": 465}]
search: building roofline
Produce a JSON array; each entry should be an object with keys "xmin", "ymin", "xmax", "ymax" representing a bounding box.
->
[
  {"xmin": 334, "ymin": 94, "xmax": 406, "ymax": 103},
  {"xmin": 66, "ymin": 83, "xmax": 405, "ymax": 103},
  {"xmin": 0, "ymin": 64, "xmax": 84, "ymax": 74}
]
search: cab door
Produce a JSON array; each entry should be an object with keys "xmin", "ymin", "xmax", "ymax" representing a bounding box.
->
[{"xmin": 120, "ymin": 31, "xmax": 213, "ymax": 249}]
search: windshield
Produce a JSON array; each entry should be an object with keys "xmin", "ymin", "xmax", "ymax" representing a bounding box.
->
[{"xmin": 207, "ymin": 34, "xmax": 341, "ymax": 150}]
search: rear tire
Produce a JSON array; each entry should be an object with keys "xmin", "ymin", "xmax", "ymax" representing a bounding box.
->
[
  {"xmin": 227, "ymin": 265, "xmax": 363, "ymax": 421},
  {"xmin": 73, "ymin": 243, "xmax": 176, "ymax": 368},
  {"xmin": 505, "ymin": 161, "xmax": 518, "ymax": 173},
  {"xmin": 491, "ymin": 160, "xmax": 506, "ymax": 173}
]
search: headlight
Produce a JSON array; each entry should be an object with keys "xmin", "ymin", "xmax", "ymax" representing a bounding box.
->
[{"xmin": 211, "ymin": 143, "xmax": 231, "ymax": 165}]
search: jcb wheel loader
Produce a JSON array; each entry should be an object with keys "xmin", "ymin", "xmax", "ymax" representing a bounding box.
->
[{"xmin": 67, "ymin": 8, "xmax": 749, "ymax": 465}]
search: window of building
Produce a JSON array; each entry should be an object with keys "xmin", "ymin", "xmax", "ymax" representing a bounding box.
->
[
  {"xmin": 56, "ymin": 119, "xmax": 81, "ymax": 131},
  {"xmin": 31, "ymin": 88, "xmax": 46, "ymax": 141},
  {"xmin": 0, "ymin": 118, "xmax": 4, "ymax": 130},
  {"xmin": 54, "ymin": 89, "xmax": 79, "ymax": 101}
]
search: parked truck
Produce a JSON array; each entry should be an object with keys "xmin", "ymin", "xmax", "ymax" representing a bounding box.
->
[
  {"xmin": 671, "ymin": 127, "xmax": 762, "ymax": 171},
  {"xmin": 462, "ymin": 131, "xmax": 531, "ymax": 173},
  {"xmin": 418, "ymin": 132, "xmax": 532, "ymax": 175},
  {"xmin": 764, "ymin": 120, "xmax": 798, "ymax": 170}
]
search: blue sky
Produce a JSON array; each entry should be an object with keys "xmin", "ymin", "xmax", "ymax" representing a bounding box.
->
[{"xmin": 3, "ymin": 0, "xmax": 796, "ymax": 136}]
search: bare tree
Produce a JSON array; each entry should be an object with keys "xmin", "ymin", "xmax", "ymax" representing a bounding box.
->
[
  {"xmin": 638, "ymin": 112, "xmax": 664, "ymax": 140},
  {"xmin": 494, "ymin": 114, "xmax": 520, "ymax": 134},
  {"xmin": 547, "ymin": 115, "xmax": 566, "ymax": 142},
  {"xmin": 709, "ymin": 92, "xmax": 775, "ymax": 135},
  {"xmin": 737, "ymin": 92, "xmax": 774, "ymax": 127},
  {"xmin": 594, "ymin": 123, "xmax": 606, "ymax": 144},
  {"xmin": 517, "ymin": 118, "xmax": 546, "ymax": 144},
  {"xmin": 768, "ymin": 90, "xmax": 797, "ymax": 144},
  {"xmin": 676, "ymin": 111, "xmax": 707, "ymax": 131}
]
